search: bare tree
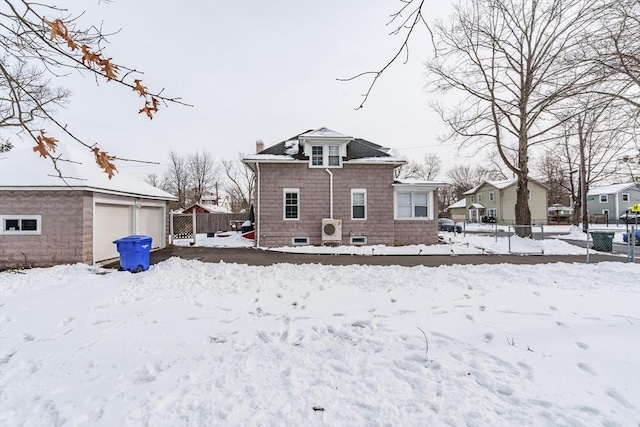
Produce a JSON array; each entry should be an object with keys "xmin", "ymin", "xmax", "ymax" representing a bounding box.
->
[
  {"xmin": 144, "ymin": 173, "xmax": 163, "ymax": 189},
  {"xmin": 534, "ymin": 150, "xmax": 570, "ymax": 207},
  {"xmin": 422, "ymin": 153, "xmax": 441, "ymax": 180},
  {"xmin": 1, "ymin": 0, "xmax": 187, "ymax": 178},
  {"xmin": 446, "ymin": 164, "xmax": 503, "ymax": 202},
  {"xmin": 186, "ymin": 151, "xmax": 219, "ymax": 204},
  {"xmin": 163, "ymin": 151, "xmax": 189, "ymax": 208},
  {"xmin": 222, "ymin": 156, "xmax": 254, "ymax": 213},
  {"xmin": 427, "ymin": 0, "xmax": 601, "ymax": 236}
]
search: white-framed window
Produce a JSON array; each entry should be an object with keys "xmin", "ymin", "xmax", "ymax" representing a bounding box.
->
[
  {"xmin": 487, "ymin": 208, "xmax": 497, "ymax": 218},
  {"xmin": 328, "ymin": 145, "xmax": 340, "ymax": 166},
  {"xmin": 350, "ymin": 236, "xmax": 367, "ymax": 245},
  {"xmin": 309, "ymin": 144, "xmax": 341, "ymax": 167},
  {"xmin": 0, "ymin": 214, "xmax": 42, "ymax": 235},
  {"xmin": 478, "ymin": 193, "xmax": 483, "ymax": 202},
  {"xmin": 600, "ymin": 194, "xmax": 608, "ymax": 203},
  {"xmin": 397, "ymin": 192, "xmax": 429, "ymax": 218},
  {"xmin": 291, "ymin": 237, "xmax": 309, "ymax": 245},
  {"xmin": 622, "ymin": 193, "xmax": 629, "ymax": 202},
  {"xmin": 602, "ymin": 209, "xmax": 609, "ymax": 216},
  {"xmin": 311, "ymin": 146, "xmax": 323, "ymax": 166},
  {"xmin": 351, "ymin": 189, "xmax": 367, "ymax": 220},
  {"xmin": 470, "ymin": 195, "xmax": 475, "ymax": 203},
  {"xmin": 489, "ymin": 191, "xmax": 494, "ymax": 201},
  {"xmin": 283, "ymin": 188, "xmax": 300, "ymax": 220}
]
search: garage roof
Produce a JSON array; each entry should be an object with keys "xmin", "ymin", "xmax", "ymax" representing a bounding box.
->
[{"xmin": 0, "ymin": 143, "xmax": 177, "ymax": 200}]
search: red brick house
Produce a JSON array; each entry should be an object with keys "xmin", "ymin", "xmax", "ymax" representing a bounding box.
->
[{"xmin": 242, "ymin": 128, "xmax": 443, "ymax": 247}]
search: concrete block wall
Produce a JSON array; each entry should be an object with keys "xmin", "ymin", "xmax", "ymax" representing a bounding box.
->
[
  {"xmin": 0, "ymin": 190, "xmax": 92, "ymax": 269},
  {"xmin": 256, "ymin": 163, "xmax": 437, "ymax": 247}
]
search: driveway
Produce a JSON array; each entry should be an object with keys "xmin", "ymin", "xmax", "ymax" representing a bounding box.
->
[{"xmin": 103, "ymin": 246, "xmax": 627, "ymax": 269}]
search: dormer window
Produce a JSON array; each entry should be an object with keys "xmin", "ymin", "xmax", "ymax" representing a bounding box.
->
[{"xmin": 309, "ymin": 144, "xmax": 341, "ymax": 167}]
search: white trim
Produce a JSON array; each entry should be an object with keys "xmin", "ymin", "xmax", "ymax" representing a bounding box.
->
[
  {"xmin": 350, "ymin": 236, "xmax": 367, "ymax": 245},
  {"xmin": 308, "ymin": 144, "xmax": 342, "ymax": 168},
  {"xmin": 0, "ymin": 214, "xmax": 42, "ymax": 235},
  {"xmin": 489, "ymin": 191, "xmax": 494, "ymax": 201},
  {"xmin": 599, "ymin": 194, "xmax": 608, "ymax": 203},
  {"xmin": 283, "ymin": 188, "xmax": 300, "ymax": 220},
  {"xmin": 0, "ymin": 185, "xmax": 176, "ymax": 201},
  {"xmin": 393, "ymin": 189, "xmax": 434, "ymax": 220},
  {"xmin": 622, "ymin": 193, "xmax": 629, "ymax": 202},
  {"xmin": 351, "ymin": 188, "xmax": 367, "ymax": 220}
]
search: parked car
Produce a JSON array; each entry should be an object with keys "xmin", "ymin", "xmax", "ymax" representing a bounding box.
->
[
  {"xmin": 438, "ymin": 218, "xmax": 462, "ymax": 233},
  {"xmin": 622, "ymin": 230, "xmax": 640, "ymax": 246},
  {"xmin": 619, "ymin": 212, "xmax": 640, "ymax": 224}
]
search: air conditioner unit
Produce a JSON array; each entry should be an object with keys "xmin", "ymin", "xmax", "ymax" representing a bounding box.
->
[{"xmin": 322, "ymin": 218, "xmax": 342, "ymax": 243}]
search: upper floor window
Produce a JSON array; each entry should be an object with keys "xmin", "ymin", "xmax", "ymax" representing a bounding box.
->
[
  {"xmin": 283, "ymin": 188, "xmax": 299, "ymax": 220},
  {"xmin": 311, "ymin": 146, "xmax": 323, "ymax": 166},
  {"xmin": 478, "ymin": 193, "xmax": 483, "ymax": 202},
  {"xmin": 622, "ymin": 193, "xmax": 629, "ymax": 202},
  {"xmin": 309, "ymin": 145, "xmax": 341, "ymax": 167},
  {"xmin": 351, "ymin": 189, "xmax": 367, "ymax": 220},
  {"xmin": 600, "ymin": 194, "xmax": 608, "ymax": 203},
  {"xmin": 489, "ymin": 191, "xmax": 494, "ymax": 201},
  {"xmin": 0, "ymin": 215, "xmax": 42, "ymax": 235},
  {"xmin": 470, "ymin": 195, "xmax": 475, "ymax": 203}
]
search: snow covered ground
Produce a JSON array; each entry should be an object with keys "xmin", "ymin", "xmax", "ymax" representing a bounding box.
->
[
  {"xmin": 173, "ymin": 224, "xmax": 635, "ymax": 256},
  {"xmin": 1, "ymin": 245, "xmax": 639, "ymax": 425}
]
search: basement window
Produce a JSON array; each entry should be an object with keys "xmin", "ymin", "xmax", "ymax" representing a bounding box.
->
[
  {"xmin": 350, "ymin": 236, "xmax": 367, "ymax": 245},
  {"xmin": 292, "ymin": 237, "xmax": 310, "ymax": 245},
  {"xmin": 0, "ymin": 215, "xmax": 42, "ymax": 235}
]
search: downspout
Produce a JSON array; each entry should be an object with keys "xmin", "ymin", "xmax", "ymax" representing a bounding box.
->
[
  {"xmin": 325, "ymin": 169, "xmax": 333, "ymax": 219},
  {"xmin": 256, "ymin": 162, "xmax": 261, "ymax": 248}
]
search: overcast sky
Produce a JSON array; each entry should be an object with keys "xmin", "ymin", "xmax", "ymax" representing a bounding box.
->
[{"xmin": 44, "ymin": 0, "xmax": 476, "ymax": 180}]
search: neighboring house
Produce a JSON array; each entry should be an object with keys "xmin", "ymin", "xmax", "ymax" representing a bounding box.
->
[
  {"xmin": 242, "ymin": 127, "xmax": 444, "ymax": 247},
  {"xmin": 548, "ymin": 204, "xmax": 574, "ymax": 223},
  {"xmin": 462, "ymin": 178, "xmax": 548, "ymax": 224},
  {"xmin": 0, "ymin": 144, "xmax": 177, "ymax": 269},
  {"xmin": 586, "ymin": 183, "xmax": 640, "ymax": 219},
  {"xmin": 447, "ymin": 199, "xmax": 467, "ymax": 221}
]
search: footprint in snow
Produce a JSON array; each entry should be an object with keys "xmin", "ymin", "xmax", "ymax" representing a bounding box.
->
[
  {"xmin": 556, "ymin": 321, "xmax": 568, "ymax": 327},
  {"xmin": 576, "ymin": 342, "xmax": 590, "ymax": 350},
  {"xmin": 20, "ymin": 333, "xmax": 34, "ymax": 342},
  {"xmin": 479, "ymin": 305, "xmax": 486, "ymax": 312},
  {"xmin": 57, "ymin": 317, "xmax": 74, "ymax": 328},
  {"xmin": 483, "ymin": 332, "xmax": 493, "ymax": 343},
  {"xmin": 465, "ymin": 314, "xmax": 474, "ymax": 322},
  {"xmin": 549, "ymin": 306, "xmax": 558, "ymax": 311},
  {"xmin": 533, "ymin": 291, "xmax": 541, "ymax": 296},
  {"xmin": 576, "ymin": 362, "xmax": 596, "ymax": 376}
]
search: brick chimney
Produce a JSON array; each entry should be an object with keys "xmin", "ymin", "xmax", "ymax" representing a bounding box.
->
[{"xmin": 256, "ymin": 139, "xmax": 264, "ymax": 153}]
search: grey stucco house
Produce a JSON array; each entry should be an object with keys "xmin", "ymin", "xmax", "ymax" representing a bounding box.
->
[
  {"xmin": 242, "ymin": 128, "xmax": 444, "ymax": 247},
  {"xmin": 586, "ymin": 183, "xmax": 640, "ymax": 220},
  {"xmin": 0, "ymin": 144, "xmax": 176, "ymax": 269}
]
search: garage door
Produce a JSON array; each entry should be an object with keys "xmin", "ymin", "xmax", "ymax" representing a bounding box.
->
[
  {"xmin": 137, "ymin": 206, "xmax": 164, "ymax": 250},
  {"xmin": 94, "ymin": 204, "xmax": 132, "ymax": 262}
]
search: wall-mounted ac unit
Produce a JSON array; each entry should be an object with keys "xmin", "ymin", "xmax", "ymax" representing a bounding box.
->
[{"xmin": 322, "ymin": 218, "xmax": 342, "ymax": 242}]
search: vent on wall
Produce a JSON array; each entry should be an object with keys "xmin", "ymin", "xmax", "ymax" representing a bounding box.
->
[{"xmin": 321, "ymin": 218, "xmax": 342, "ymax": 242}]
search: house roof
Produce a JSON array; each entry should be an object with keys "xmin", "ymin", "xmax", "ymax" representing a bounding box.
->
[
  {"xmin": 587, "ymin": 183, "xmax": 637, "ymax": 196},
  {"xmin": 469, "ymin": 203, "xmax": 485, "ymax": 209},
  {"xmin": 0, "ymin": 143, "xmax": 177, "ymax": 200},
  {"xmin": 242, "ymin": 127, "xmax": 403, "ymax": 163},
  {"xmin": 178, "ymin": 203, "xmax": 230, "ymax": 214},
  {"xmin": 463, "ymin": 178, "xmax": 518, "ymax": 195},
  {"xmin": 448, "ymin": 199, "xmax": 466, "ymax": 209}
]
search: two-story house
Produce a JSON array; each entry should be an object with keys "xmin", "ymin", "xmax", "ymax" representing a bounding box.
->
[
  {"xmin": 462, "ymin": 178, "xmax": 548, "ymax": 224},
  {"xmin": 242, "ymin": 128, "xmax": 444, "ymax": 247},
  {"xmin": 586, "ymin": 183, "xmax": 640, "ymax": 220}
]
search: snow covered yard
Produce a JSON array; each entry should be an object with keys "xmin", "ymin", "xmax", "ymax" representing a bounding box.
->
[{"xmin": 1, "ymin": 259, "xmax": 639, "ymax": 426}]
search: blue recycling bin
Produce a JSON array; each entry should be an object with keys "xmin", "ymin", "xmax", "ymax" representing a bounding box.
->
[{"xmin": 113, "ymin": 235, "xmax": 152, "ymax": 272}]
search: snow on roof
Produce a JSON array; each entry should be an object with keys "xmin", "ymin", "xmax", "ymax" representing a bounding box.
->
[
  {"xmin": 299, "ymin": 127, "xmax": 352, "ymax": 139},
  {"xmin": 0, "ymin": 143, "xmax": 176, "ymax": 200},
  {"xmin": 242, "ymin": 154, "xmax": 299, "ymax": 162},
  {"xmin": 284, "ymin": 139, "xmax": 299, "ymax": 155},
  {"xmin": 393, "ymin": 179, "xmax": 447, "ymax": 186},
  {"xmin": 587, "ymin": 183, "xmax": 637, "ymax": 196},
  {"xmin": 463, "ymin": 178, "xmax": 518, "ymax": 194},
  {"xmin": 469, "ymin": 203, "xmax": 485, "ymax": 209},
  {"xmin": 348, "ymin": 156, "xmax": 405, "ymax": 164},
  {"xmin": 448, "ymin": 199, "xmax": 466, "ymax": 209}
]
